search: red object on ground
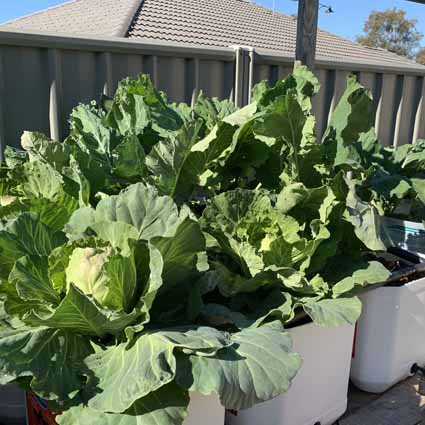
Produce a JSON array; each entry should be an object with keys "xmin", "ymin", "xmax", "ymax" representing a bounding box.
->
[{"xmin": 26, "ymin": 393, "xmax": 58, "ymax": 425}]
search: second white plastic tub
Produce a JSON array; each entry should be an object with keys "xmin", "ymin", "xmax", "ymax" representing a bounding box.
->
[
  {"xmin": 351, "ymin": 276, "xmax": 425, "ymax": 393},
  {"xmin": 226, "ymin": 322, "xmax": 354, "ymax": 425}
]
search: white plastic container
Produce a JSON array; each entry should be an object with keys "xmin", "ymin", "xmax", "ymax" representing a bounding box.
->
[
  {"xmin": 351, "ymin": 276, "xmax": 425, "ymax": 393},
  {"xmin": 227, "ymin": 322, "xmax": 354, "ymax": 425},
  {"xmin": 186, "ymin": 393, "xmax": 224, "ymax": 425},
  {"xmin": 0, "ymin": 384, "xmax": 27, "ymax": 424}
]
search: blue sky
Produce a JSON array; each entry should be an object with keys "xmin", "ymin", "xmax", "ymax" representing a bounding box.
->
[{"xmin": 1, "ymin": 0, "xmax": 425, "ymax": 43}]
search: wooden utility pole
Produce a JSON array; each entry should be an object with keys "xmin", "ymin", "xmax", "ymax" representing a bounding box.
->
[{"xmin": 295, "ymin": 0, "xmax": 319, "ymax": 70}]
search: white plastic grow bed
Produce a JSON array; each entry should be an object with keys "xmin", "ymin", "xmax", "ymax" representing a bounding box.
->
[
  {"xmin": 351, "ymin": 275, "xmax": 425, "ymax": 393},
  {"xmin": 226, "ymin": 322, "xmax": 354, "ymax": 425},
  {"xmin": 185, "ymin": 393, "xmax": 224, "ymax": 425}
]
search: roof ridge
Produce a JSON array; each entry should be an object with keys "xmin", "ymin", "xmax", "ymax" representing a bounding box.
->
[
  {"xmin": 3, "ymin": 0, "xmax": 143, "ymax": 37},
  {"xmin": 113, "ymin": 0, "xmax": 143, "ymax": 37},
  {"xmin": 2, "ymin": 0, "xmax": 79, "ymax": 25},
  {"xmin": 125, "ymin": 0, "xmax": 145, "ymax": 37}
]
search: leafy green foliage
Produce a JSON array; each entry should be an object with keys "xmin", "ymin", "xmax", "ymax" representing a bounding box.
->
[
  {"xmin": 355, "ymin": 139, "xmax": 425, "ymax": 221},
  {"xmin": 0, "ymin": 70, "xmax": 395, "ymax": 424}
]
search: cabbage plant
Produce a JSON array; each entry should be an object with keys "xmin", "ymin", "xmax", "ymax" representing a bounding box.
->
[
  {"xmin": 0, "ymin": 183, "xmax": 303, "ymax": 424},
  {"xmin": 0, "ymin": 68, "xmax": 393, "ymax": 424},
  {"xmin": 301, "ymin": 75, "xmax": 425, "ymax": 223},
  {"xmin": 354, "ymin": 139, "xmax": 425, "ymax": 222},
  {"xmin": 198, "ymin": 183, "xmax": 390, "ymax": 328}
]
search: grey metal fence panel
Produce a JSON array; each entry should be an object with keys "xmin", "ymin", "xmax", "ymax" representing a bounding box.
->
[
  {"xmin": 0, "ymin": 29, "xmax": 236, "ymax": 149},
  {"xmin": 1, "ymin": 28, "xmax": 425, "ymax": 152},
  {"xmin": 2, "ymin": 45, "xmax": 51, "ymax": 146},
  {"xmin": 250, "ymin": 49, "xmax": 425, "ymax": 145}
]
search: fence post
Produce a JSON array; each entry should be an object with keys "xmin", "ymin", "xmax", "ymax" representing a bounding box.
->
[
  {"xmin": 247, "ymin": 48, "xmax": 255, "ymax": 104},
  {"xmin": 413, "ymin": 77, "xmax": 425, "ymax": 143},
  {"xmin": 234, "ymin": 47, "xmax": 244, "ymax": 107},
  {"xmin": 48, "ymin": 49, "xmax": 63, "ymax": 142},
  {"xmin": 394, "ymin": 75, "xmax": 416, "ymax": 146},
  {"xmin": 375, "ymin": 74, "xmax": 398, "ymax": 147},
  {"xmin": 233, "ymin": 46, "xmax": 254, "ymax": 107},
  {"xmin": 101, "ymin": 52, "xmax": 113, "ymax": 97},
  {"xmin": 190, "ymin": 58, "xmax": 200, "ymax": 108}
]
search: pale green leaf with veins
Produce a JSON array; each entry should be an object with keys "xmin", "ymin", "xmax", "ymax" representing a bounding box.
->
[
  {"xmin": 9, "ymin": 255, "xmax": 60, "ymax": 305},
  {"xmin": 25, "ymin": 284, "xmax": 139, "ymax": 338},
  {"xmin": 0, "ymin": 326, "xmax": 93, "ymax": 400},
  {"xmin": 152, "ymin": 217, "xmax": 206, "ymax": 291},
  {"xmin": 303, "ymin": 297, "xmax": 362, "ymax": 327},
  {"xmin": 344, "ymin": 180, "xmax": 386, "ymax": 251},
  {"xmin": 57, "ymin": 383, "xmax": 189, "ymax": 425},
  {"xmin": 66, "ymin": 183, "xmax": 181, "ymax": 241},
  {"xmin": 411, "ymin": 178, "xmax": 425, "ymax": 204},
  {"xmin": 332, "ymin": 261, "xmax": 391, "ymax": 297},
  {"xmin": 87, "ymin": 326, "xmax": 231, "ymax": 413},
  {"xmin": 112, "ymin": 134, "xmax": 147, "ymax": 180},
  {"xmin": 177, "ymin": 321, "xmax": 302, "ymax": 410},
  {"xmin": 0, "ymin": 213, "xmax": 66, "ymax": 279},
  {"xmin": 146, "ymin": 121, "xmax": 205, "ymax": 202}
]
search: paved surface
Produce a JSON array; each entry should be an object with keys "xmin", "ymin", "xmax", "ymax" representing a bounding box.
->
[{"xmin": 339, "ymin": 377, "xmax": 425, "ymax": 425}]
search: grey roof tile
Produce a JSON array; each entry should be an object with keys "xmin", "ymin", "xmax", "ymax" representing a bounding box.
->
[
  {"xmin": 2, "ymin": 0, "xmax": 424, "ymax": 70},
  {"xmin": 2, "ymin": 0, "xmax": 141, "ymax": 37},
  {"xmin": 128, "ymin": 0, "xmax": 422, "ymax": 68}
]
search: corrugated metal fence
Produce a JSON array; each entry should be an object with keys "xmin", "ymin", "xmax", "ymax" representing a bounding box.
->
[{"xmin": 1, "ymin": 28, "xmax": 425, "ymax": 153}]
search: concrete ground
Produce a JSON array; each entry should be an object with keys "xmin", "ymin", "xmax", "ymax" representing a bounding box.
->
[{"xmin": 339, "ymin": 377, "xmax": 425, "ymax": 425}]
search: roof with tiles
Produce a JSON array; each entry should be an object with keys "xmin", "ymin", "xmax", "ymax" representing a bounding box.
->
[
  {"xmin": 2, "ymin": 0, "xmax": 424, "ymax": 69},
  {"xmin": 2, "ymin": 0, "xmax": 141, "ymax": 37}
]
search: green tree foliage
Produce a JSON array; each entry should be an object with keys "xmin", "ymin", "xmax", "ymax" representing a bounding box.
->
[
  {"xmin": 417, "ymin": 47, "xmax": 425, "ymax": 65},
  {"xmin": 356, "ymin": 8, "xmax": 422, "ymax": 59}
]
